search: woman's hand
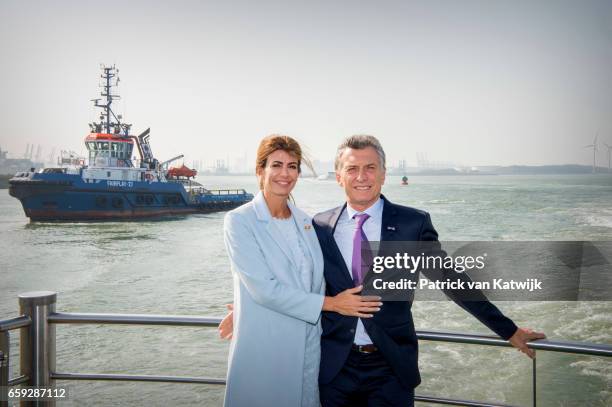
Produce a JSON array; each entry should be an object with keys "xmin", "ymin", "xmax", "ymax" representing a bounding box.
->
[
  {"xmin": 323, "ymin": 286, "xmax": 382, "ymax": 318},
  {"xmin": 218, "ymin": 304, "xmax": 234, "ymax": 340}
]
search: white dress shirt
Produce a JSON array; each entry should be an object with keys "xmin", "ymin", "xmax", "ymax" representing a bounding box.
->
[{"xmin": 333, "ymin": 197, "xmax": 383, "ymax": 345}]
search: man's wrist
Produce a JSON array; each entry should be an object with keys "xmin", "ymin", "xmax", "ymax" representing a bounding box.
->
[{"xmin": 323, "ymin": 296, "xmax": 336, "ymax": 312}]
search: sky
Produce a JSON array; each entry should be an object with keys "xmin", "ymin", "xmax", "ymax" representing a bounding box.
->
[{"xmin": 0, "ymin": 0, "xmax": 611, "ymax": 169}]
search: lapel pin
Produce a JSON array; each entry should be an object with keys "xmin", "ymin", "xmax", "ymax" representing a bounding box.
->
[
  {"xmin": 304, "ymin": 224, "xmax": 312, "ymax": 230},
  {"xmin": 387, "ymin": 226, "xmax": 396, "ymax": 231}
]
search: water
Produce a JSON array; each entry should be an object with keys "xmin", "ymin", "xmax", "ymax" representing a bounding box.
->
[{"xmin": 1, "ymin": 174, "xmax": 611, "ymax": 406}]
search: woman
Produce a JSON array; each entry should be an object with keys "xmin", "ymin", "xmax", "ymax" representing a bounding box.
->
[{"xmin": 222, "ymin": 135, "xmax": 380, "ymax": 407}]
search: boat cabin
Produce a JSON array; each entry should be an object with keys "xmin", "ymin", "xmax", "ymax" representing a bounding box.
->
[{"xmin": 85, "ymin": 133, "xmax": 134, "ymax": 168}]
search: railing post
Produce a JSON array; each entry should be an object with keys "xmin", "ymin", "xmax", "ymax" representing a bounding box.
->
[
  {"xmin": 19, "ymin": 291, "xmax": 57, "ymax": 406},
  {"xmin": 532, "ymin": 351, "xmax": 537, "ymax": 407},
  {"xmin": 1, "ymin": 330, "xmax": 9, "ymax": 407}
]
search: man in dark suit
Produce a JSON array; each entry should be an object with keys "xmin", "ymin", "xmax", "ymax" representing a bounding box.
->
[{"xmin": 312, "ymin": 135, "xmax": 545, "ymax": 407}]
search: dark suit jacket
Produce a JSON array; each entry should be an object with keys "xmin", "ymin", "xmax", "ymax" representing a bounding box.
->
[{"xmin": 312, "ymin": 195, "xmax": 518, "ymax": 390}]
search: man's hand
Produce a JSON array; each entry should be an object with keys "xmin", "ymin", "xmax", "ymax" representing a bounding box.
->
[
  {"xmin": 508, "ymin": 327, "xmax": 546, "ymax": 359},
  {"xmin": 322, "ymin": 285, "xmax": 382, "ymax": 318},
  {"xmin": 218, "ymin": 304, "xmax": 234, "ymax": 340}
]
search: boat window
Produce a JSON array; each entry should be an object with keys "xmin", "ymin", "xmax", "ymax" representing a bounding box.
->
[{"xmin": 43, "ymin": 168, "xmax": 65, "ymax": 174}]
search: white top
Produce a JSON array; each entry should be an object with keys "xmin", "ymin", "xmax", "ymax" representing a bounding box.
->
[
  {"xmin": 271, "ymin": 214, "xmax": 318, "ymax": 406},
  {"xmin": 333, "ymin": 197, "xmax": 383, "ymax": 345},
  {"xmin": 271, "ymin": 216, "xmax": 314, "ymax": 292}
]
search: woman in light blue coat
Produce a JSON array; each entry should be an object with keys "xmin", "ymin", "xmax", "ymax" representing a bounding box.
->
[{"xmin": 222, "ymin": 135, "xmax": 380, "ymax": 407}]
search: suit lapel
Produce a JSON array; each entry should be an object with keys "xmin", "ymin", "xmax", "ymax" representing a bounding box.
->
[
  {"xmin": 326, "ymin": 203, "xmax": 355, "ymax": 287},
  {"xmin": 380, "ymin": 194, "xmax": 399, "ymax": 242},
  {"xmin": 328, "ymin": 198, "xmax": 397, "ymax": 287},
  {"xmin": 329, "ymin": 203, "xmax": 347, "ymax": 236}
]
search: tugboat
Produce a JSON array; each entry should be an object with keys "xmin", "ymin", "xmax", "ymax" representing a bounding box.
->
[{"xmin": 9, "ymin": 65, "xmax": 253, "ymax": 221}]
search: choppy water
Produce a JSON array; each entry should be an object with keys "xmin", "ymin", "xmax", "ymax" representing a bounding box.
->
[{"xmin": 1, "ymin": 174, "xmax": 611, "ymax": 406}]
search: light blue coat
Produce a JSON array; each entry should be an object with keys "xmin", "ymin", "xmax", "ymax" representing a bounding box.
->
[{"xmin": 223, "ymin": 192, "xmax": 325, "ymax": 407}]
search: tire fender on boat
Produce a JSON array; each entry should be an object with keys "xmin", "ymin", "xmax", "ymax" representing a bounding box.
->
[
  {"xmin": 112, "ymin": 197, "xmax": 124, "ymax": 208},
  {"xmin": 95, "ymin": 196, "xmax": 107, "ymax": 208}
]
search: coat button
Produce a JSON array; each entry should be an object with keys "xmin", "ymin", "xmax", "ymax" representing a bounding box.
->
[{"xmin": 349, "ymin": 329, "xmax": 355, "ymax": 333}]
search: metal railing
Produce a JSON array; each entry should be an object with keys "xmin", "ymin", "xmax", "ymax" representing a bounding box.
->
[
  {"xmin": 1, "ymin": 291, "xmax": 611, "ymax": 406},
  {"xmin": 188, "ymin": 187, "xmax": 249, "ymax": 197},
  {"xmin": 206, "ymin": 189, "xmax": 248, "ymax": 196}
]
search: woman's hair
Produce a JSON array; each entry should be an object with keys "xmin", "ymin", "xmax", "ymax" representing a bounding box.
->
[{"xmin": 255, "ymin": 134, "xmax": 313, "ymax": 190}]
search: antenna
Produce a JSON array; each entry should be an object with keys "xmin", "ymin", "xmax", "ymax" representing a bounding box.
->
[{"xmin": 90, "ymin": 65, "xmax": 128, "ymax": 135}]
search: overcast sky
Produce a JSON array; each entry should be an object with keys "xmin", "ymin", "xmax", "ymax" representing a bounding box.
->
[{"xmin": 1, "ymin": 0, "xmax": 611, "ymax": 168}]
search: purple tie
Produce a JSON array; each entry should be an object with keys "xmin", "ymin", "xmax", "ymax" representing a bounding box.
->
[{"xmin": 351, "ymin": 213, "xmax": 372, "ymax": 286}]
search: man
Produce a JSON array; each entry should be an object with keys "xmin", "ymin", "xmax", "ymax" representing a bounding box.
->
[
  {"xmin": 314, "ymin": 135, "xmax": 544, "ymax": 406},
  {"xmin": 220, "ymin": 135, "xmax": 545, "ymax": 406}
]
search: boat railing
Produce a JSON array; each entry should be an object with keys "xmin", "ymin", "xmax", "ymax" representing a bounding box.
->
[
  {"xmin": 207, "ymin": 189, "xmax": 248, "ymax": 195},
  {"xmin": 190, "ymin": 188, "xmax": 247, "ymax": 196},
  {"xmin": 1, "ymin": 291, "xmax": 610, "ymax": 407}
]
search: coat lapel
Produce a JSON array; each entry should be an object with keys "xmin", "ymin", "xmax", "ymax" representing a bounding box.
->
[
  {"xmin": 253, "ymin": 192, "xmax": 298, "ymax": 270},
  {"xmin": 289, "ymin": 201, "xmax": 322, "ymax": 292}
]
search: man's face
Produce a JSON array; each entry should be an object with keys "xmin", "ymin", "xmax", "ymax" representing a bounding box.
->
[{"xmin": 336, "ymin": 146, "xmax": 386, "ymax": 211}]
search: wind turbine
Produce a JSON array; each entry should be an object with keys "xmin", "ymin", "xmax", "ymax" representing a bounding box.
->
[
  {"xmin": 604, "ymin": 141, "xmax": 612, "ymax": 172},
  {"xmin": 584, "ymin": 135, "xmax": 598, "ymax": 173}
]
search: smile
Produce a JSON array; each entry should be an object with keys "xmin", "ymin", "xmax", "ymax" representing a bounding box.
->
[{"xmin": 354, "ymin": 186, "xmax": 371, "ymax": 190}]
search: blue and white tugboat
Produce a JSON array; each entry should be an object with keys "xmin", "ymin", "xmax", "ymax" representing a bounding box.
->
[{"xmin": 9, "ymin": 66, "xmax": 253, "ymax": 221}]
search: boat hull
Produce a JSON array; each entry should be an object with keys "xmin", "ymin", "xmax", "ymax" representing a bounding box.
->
[
  {"xmin": 9, "ymin": 174, "xmax": 251, "ymax": 221},
  {"xmin": 22, "ymin": 206, "xmax": 237, "ymax": 221}
]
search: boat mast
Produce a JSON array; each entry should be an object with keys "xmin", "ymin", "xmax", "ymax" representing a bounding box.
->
[{"xmin": 91, "ymin": 65, "xmax": 131, "ymax": 136}]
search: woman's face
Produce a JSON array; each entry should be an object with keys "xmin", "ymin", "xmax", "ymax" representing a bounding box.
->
[{"xmin": 258, "ymin": 149, "xmax": 299, "ymax": 198}]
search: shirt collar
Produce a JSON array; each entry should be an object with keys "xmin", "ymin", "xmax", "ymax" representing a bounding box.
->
[{"xmin": 346, "ymin": 197, "xmax": 383, "ymax": 221}]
